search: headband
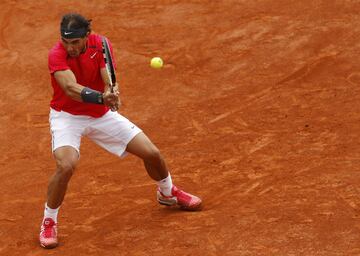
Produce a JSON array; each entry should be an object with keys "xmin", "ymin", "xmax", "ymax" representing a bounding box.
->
[{"xmin": 60, "ymin": 27, "xmax": 88, "ymax": 39}]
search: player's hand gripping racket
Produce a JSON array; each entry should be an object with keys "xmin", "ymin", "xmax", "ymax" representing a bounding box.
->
[{"xmin": 102, "ymin": 37, "xmax": 116, "ymax": 93}]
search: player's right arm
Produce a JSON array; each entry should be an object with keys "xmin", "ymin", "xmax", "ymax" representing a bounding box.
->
[
  {"xmin": 54, "ymin": 69, "xmax": 119, "ymax": 108},
  {"xmin": 54, "ymin": 70, "xmax": 84, "ymax": 102}
]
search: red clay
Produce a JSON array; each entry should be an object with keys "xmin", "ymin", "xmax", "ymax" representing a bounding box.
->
[{"xmin": 1, "ymin": 1, "xmax": 360, "ymax": 255}]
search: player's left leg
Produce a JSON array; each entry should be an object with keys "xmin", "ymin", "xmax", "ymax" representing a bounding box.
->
[
  {"xmin": 88, "ymin": 111, "xmax": 202, "ymax": 210},
  {"xmin": 126, "ymin": 132, "xmax": 202, "ymax": 210},
  {"xmin": 125, "ymin": 132, "xmax": 168, "ymax": 180}
]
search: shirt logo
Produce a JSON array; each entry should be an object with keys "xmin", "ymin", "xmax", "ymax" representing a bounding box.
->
[
  {"xmin": 90, "ymin": 52, "xmax": 97, "ymax": 59},
  {"xmin": 64, "ymin": 31, "xmax": 73, "ymax": 35}
]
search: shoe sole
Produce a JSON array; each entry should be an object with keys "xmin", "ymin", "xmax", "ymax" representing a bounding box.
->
[
  {"xmin": 180, "ymin": 202, "xmax": 202, "ymax": 211},
  {"xmin": 158, "ymin": 198, "xmax": 177, "ymax": 206},
  {"xmin": 158, "ymin": 199, "xmax": 202, "ymax": 211},
  {"xmin": 40, "ymin": 241, "xmax": 58, "ymax": 249}
]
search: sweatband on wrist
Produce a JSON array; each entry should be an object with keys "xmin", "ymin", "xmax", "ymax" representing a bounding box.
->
[{"xmin": 80, "ymin": 87, "xmax": 103, "ymax": 104}]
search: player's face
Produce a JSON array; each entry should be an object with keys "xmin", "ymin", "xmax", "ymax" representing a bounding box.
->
[{"xmin": 61, "ymin": 36, "xmax": 88, "ymax": 57}]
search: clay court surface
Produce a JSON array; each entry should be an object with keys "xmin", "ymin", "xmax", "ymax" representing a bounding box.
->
[{"xmin": 1, "ymin": 0, "xmax": 360, "ymax": 255}]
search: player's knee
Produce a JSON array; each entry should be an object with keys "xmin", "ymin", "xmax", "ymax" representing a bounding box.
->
[
  {"xmin": 56, "ymin": 159, "xmax": 76, "ymax": 182},
  {"xmin": 144, "ymin": 146, "xmax": 162, "ymax": 163}
]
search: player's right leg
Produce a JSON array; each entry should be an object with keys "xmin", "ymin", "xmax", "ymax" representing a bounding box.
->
[
  {"xmin": 40, "ymin": 109, "xmax": 84, "ymax": 249},
  {"xmin": 40, "ymin": 146, "xmax": 79, "ymax": 249},
  {"xmin": 47, "ymin": 146, "xmax": 79, "ymax": 209}
]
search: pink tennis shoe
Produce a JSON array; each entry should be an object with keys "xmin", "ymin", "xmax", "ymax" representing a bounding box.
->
[
  {"xmin": 39, "ymin": 218, "xmax": 58, "ymax": 249},
  {"xmin": 157, "ymin": 185, "xmax": 202, "ymax": 210}
]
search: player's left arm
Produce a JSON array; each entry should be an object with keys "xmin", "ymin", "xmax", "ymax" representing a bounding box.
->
[
  {"xmin": 100, "ymin": 67, "xmax": 120, "ymax": 111},
  {"xmin": 100, "ymin": 67, "xmax": 119, "ymax": 94}
]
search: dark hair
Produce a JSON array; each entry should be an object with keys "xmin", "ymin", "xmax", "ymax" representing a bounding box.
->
[{"xmin": 60, "ymin": 13, "xmax": 92, "ymax": 35}]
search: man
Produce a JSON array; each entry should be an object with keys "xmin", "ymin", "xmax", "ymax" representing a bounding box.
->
[{"xmin": 39, "ymin": 13, "xmax": 202, "ymax": 249}]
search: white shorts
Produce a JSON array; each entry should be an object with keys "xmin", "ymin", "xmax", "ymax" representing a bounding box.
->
[{"xmin": 49, "ymin": 108, "xmax": 142, "ymax": 157}]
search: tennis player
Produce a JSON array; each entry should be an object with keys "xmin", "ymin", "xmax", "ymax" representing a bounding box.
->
[{"xmin": 39, "ymin": 13, "xmax": 202, "ymax": 249}]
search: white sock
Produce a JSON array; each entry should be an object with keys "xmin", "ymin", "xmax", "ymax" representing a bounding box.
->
[
  {"xmin": 157, "ymin": 173, "xmax": 173, "ymax": 197},
  {"xmin": 43, "ymin": 203, "xmax": 60, "ymax": 223}
]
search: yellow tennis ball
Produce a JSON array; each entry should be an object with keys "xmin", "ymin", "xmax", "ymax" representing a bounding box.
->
[{"xmin": 150, "ymin": 57, "xmax": 163, "ymax": 69}]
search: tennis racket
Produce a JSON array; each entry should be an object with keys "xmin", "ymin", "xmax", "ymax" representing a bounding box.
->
[{"xmin": 102, "ymin": 36, "xmax": 116, "ymax": 93}]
